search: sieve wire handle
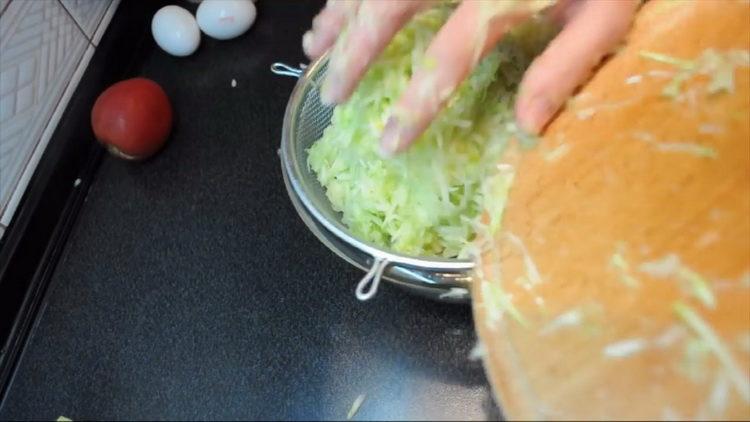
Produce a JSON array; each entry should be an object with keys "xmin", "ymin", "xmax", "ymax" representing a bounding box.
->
[
  {"xmin": 270, "ymin": 62, "xmax": 305, "ymax": 79},
  {"xmin": 355, "ymin": 258, "xmax": 389, "ymax": 301}
]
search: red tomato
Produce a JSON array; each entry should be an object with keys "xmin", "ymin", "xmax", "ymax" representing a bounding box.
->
[{"xmin": 91, "ymin": 78, "xmax": 173, "ymax": 160}]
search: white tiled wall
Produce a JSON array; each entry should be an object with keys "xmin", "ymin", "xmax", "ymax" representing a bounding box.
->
[
  {"xmin": 0, "ymin": 0, "xmax": 119, "ymax": 239},
  {"xmin": 61, "ymin": 0, "xmax": 111, "ymax": 40}
]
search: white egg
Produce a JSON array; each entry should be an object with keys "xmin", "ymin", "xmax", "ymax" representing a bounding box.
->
[
  {"xmin": 196, "ymin": 0, "xmax": 256, "ymax": 41},
  {"xmin": 151, "ymin": 5, "xmax": 201, "ymax": 57}
]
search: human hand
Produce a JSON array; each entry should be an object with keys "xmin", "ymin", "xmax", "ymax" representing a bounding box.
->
[{"xmin": 302, "ymin": 0, "xmax": 640, "ymax": 157}]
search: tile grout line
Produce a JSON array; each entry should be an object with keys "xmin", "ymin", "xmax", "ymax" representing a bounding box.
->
[
  {"xmin": 91, "ymin": 0, "xmax": 120, "ymax": 47},
  {"xmin": 0, "ymin": 0, "xmax": 52, "ymax": 220},
  {"xmin": 0, "ymin": 0, "xmax": 100, "ymax": 227},
  {"xmin": 0, "ymin": 0, "xmax": 24, "ymax": 220},
  {"xmin": 0, "ymin": 44, "xmax": 96, "ymax": 227},
  {"xmin": 1, "ymin": 0, "xmax": 119, "ymax": 227},
  {"xmin": 56, "ymin": 0, "xmax": 92, "ymax": 44},
  {"xmin": 0, "ymin": 0, "xmax": 10, "ymax": 17}
]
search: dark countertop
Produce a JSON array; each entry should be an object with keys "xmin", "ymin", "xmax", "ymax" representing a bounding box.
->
[{"xmin": 0, "ymin": 1, "xmax": 499, "ymax": 420}]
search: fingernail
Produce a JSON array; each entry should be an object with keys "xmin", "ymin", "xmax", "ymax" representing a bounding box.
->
[
  {"xmin": 517, "ymin": 96, "xmax": 555, "ymax": 135},
  {"xmin": 302, "ymin": 31, "xmax": 314, "ymax": 57},
  {"xmin": 379, "ymin": 117, "xmax": 401, "ymax": 158}
]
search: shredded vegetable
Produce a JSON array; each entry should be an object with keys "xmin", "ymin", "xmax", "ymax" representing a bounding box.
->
[
  {"xmin": 738, "ymin": 332, "xmax": 750, "ymax": 352},
  {"xmin": 308, "ymin": 6, "xmax": 555, "ymax": 258},
  {"xmin": 640, "ymin": 49, "xmax": 750, "ymax": 98},
  {"xmin": 438, "ymin": 287, "xmax": 470, "ymax": 299},
  {"xmin": 653, "ymin": 325, "xmax": 686, "ymax": 349},
  {"xmin": 707, "ymin": 373, "xmax": 730, "ymax": 417},
  {"xmin": 610, "ymin": 243, "xmax": 640, "ymax": 288},
  {"xmin": 679, "ymin": 332, "xmax": 712, "ymax": 383},
  {"xmin": 481, "ymin": 279, "xmax": 527, "ymax": 327},
  {"xmin": 542, "ymin": 143, "xmax": 570, "ymax": 162},
  {"xmin": 625, "ymin": 74, "xmax": 643, "ymax": 85},
  {"xmin": 603, "ymin": 338, "xmax": 648, "ymax": 358},
  {"xmin": 631, "ymin": 132, "xmax": 717, "ymax": 158},
  {"xmin": 506, "ymin": 233, "xmax": 542, "ymax": 285},
  {"xmin": 473, "ymin": 1, "xmax": 553, "ymax": 65},
  {"xmin": 539, "ymin": 308, "xmax": 583, "ymax": 336},
  {"xmin": 469, "ymin": 341, "xmax": 486, "ymax": 361},
  {"xmin": 674, "ymin": 302, "xmax": 750, "ymax": 403},
  {"xmin": 347, "ymin": 394, "xmax": 366, "ymax": 420},
  {"xmin": 639, "ymin": 254, "xmax": 716, "ymax": 308}
]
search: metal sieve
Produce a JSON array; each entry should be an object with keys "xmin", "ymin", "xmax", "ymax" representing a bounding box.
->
[{"xmin": 272, "ymin": 56, "xmax": 475, "ymax": 304}]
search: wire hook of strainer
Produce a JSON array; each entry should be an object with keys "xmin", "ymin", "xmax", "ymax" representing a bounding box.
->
[
  {"xmin": 272, "ymin": 59, "xmax": 475, "ymax": 303},
  {"xmin": 271, "ymin": 62, "xmax": 388, "ymax": 302},
  {"xmin": 271, "ymin": 62, "xmax": 389, "ymax": 302},
  {"xmin": 272, "ymin": 61, "xmax": 391, "ymax": 302},
  {"xmin": 355, "ymin": 258, "xmax": 389, "ymax": 301},
  {"xmin": 271, "ymin": 63, "xmax": 305, "ymax": 78}
]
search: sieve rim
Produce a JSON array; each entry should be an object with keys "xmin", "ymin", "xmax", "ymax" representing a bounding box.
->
[
  {"xmin": 280, "ymin": 151, "xmax": 472, "ymax": 303},
  {"xmin": 280, "ymin": 54, "xmax": 475, "ymax": 273}
]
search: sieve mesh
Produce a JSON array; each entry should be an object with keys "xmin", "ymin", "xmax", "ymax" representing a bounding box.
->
[
  {"xmin": 296, "ymin": 61, "xmax": 331, "ymax": 144},
  {"xmin": 287, "ymin": 60, "xmax": 346, "ymax": 233},
  {"xmin": 281, "ymin": 57, "xmax": 474, "ymax": 272}
]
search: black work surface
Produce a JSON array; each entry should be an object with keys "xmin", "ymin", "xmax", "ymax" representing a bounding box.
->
[{"xmin": 0, "ymin": 1, "xmax": 499, "ymax": 420}]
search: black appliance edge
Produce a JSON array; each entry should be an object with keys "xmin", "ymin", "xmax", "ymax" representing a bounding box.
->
[{"xmin": 0, "ymin": 0, "xmax": 170, "ymax": 404}]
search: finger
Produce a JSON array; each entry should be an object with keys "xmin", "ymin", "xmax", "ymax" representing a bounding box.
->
[
  {"xmin": 320, "ymin": 0, "xmax": 432, "ymax": 105},
  {"xmin": 545, "ymin": 0, "xmax": 584, "ymax": 26},
  {"xmin": 515, "ymin": 0, "xmax": 640, "ymax": 134},
  {"xmin": 380, "ymin": 1, "xmax": 536, "ymax": 157},
  {"xmin": 303, "ymin": 0, "xmax": 360, "ymax": 60}
]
